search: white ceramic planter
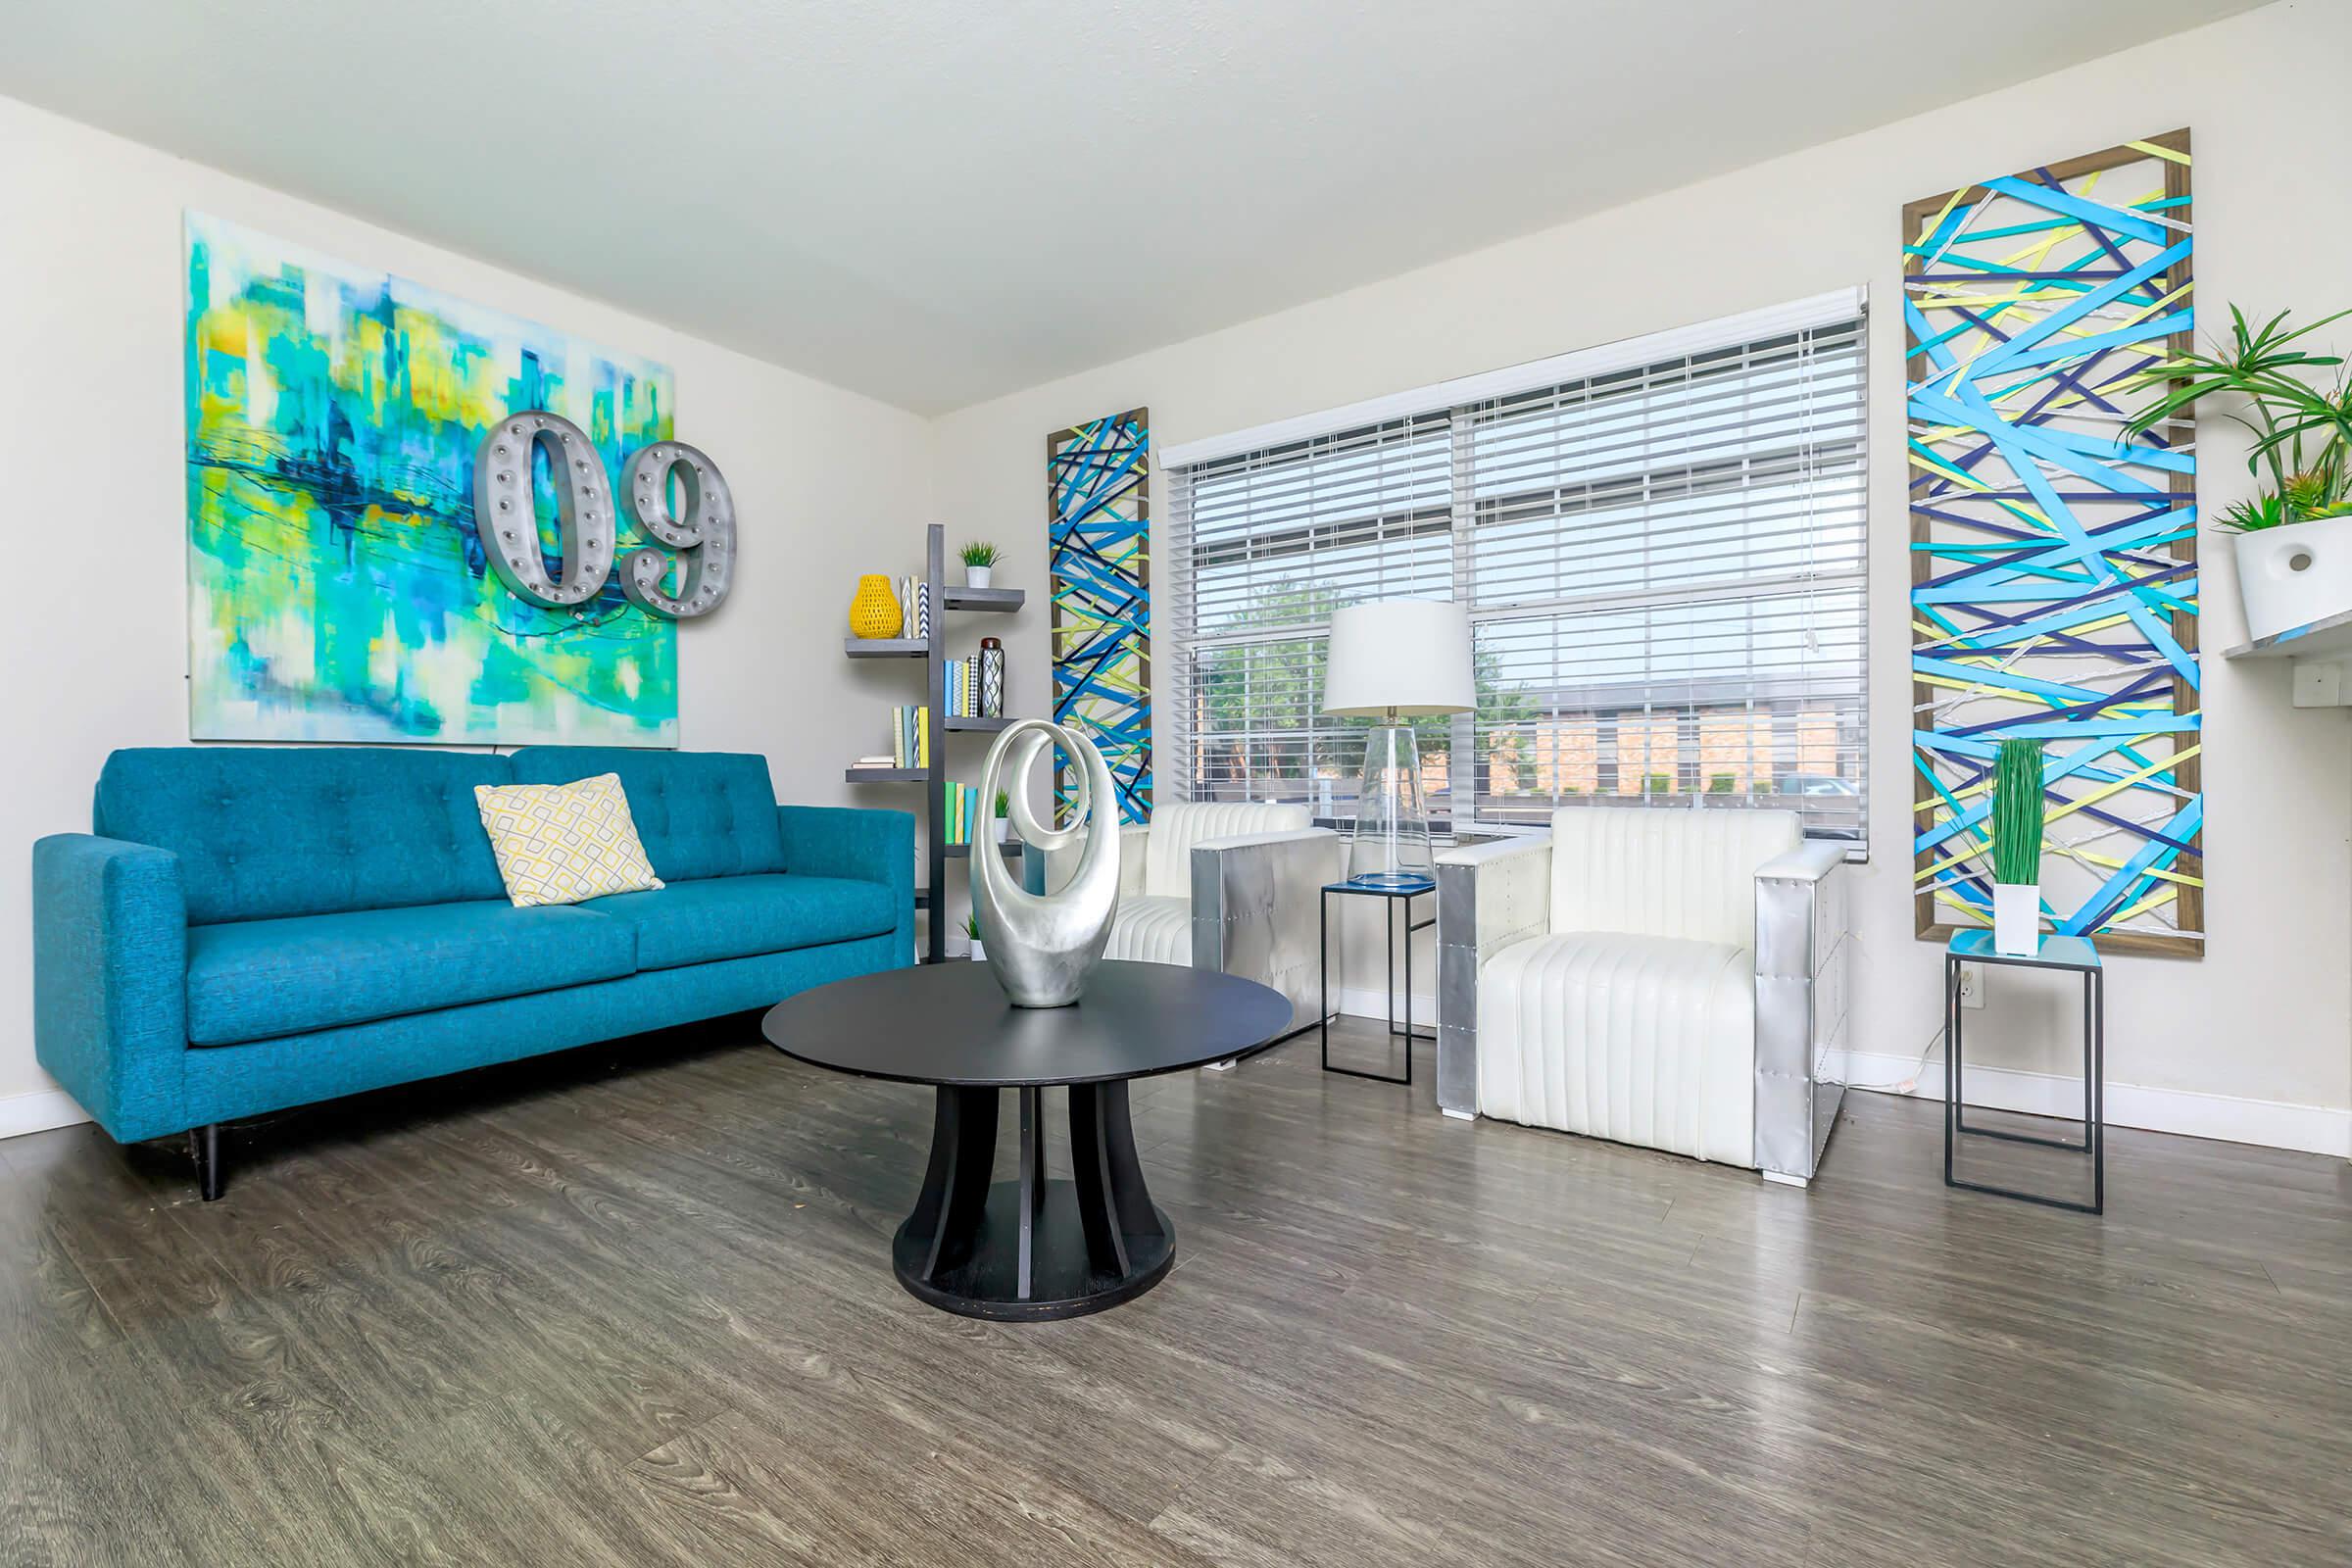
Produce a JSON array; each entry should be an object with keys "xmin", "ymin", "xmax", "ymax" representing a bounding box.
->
[
  {"xmin": 1991, "ymin": 882, "xmax": 2040, "ymax": 956},
  {"xmin": 993, "ymin": 816, "xmax": 1010, "ymax": 846},
  {"xmin": 969, "ymin": 939, "xmax": 987, "ymax": 963},
  {"xmin": 2233, "ymin": 515, "xmax": 2352, "ymax": 644},
  {"xmin": 965, "ymin": 564, "xmax": 995, "ymax": 589}
]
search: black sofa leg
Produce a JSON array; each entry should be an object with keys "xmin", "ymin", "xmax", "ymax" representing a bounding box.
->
[{"xmin": 190, "ymin": 1123, "xmax": 225, "ymax": 1201}]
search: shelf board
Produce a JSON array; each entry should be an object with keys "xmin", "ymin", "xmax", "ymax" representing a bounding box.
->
[
  {"xmin": 943, "ymin": 714, "xmax": 1013, "ymax": 733},
  {"xmin": 2222, "ymin": 609, "xmax": 2352, "ymax": 662},
  {"xmin": 845, "ymin": 765, "xmax": 927, "ymax": 783},
  {"xmin": 941, "ymin": 586, "xmax": 1024, "ymax": 613},
  {"xmin": 844, "ymin": 637, "xmax": 926, "ymax": 659},
  {"xmin": 943, "ymin": 840, "xmax": 1022, "ymax": 858}
]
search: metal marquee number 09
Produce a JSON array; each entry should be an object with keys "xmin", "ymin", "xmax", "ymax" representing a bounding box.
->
[{"xmin": 472, "ymin": 415, "xmax": 736, "ymax": 620}]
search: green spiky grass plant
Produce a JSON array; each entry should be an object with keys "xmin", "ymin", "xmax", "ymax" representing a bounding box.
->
[
  {"xmin": 1990, "ymin": 737, "xmax": 2045, "ymax": 886},
  {"xmin": 958, "ymin": 541, "xmax": 1002, "ymax": 567}
]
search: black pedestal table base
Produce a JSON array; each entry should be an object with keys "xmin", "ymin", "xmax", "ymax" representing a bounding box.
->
[
  {"xmin": 762, "ymin": 960, "xmax": 1290, "ymax": 1322},
  {"xmin": 893, "ymin": 1082, "xmax": 1172, "ymax": 1320}
]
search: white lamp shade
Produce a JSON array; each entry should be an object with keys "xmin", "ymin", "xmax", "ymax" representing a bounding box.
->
[{"xmin": 1322, "ymin": 600, "xmax": 1475, "ymax": 716}]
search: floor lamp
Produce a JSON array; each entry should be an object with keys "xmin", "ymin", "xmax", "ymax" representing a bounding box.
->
[{"xmin": 1323, "ymin": 600, "xmax": 1474, "ymax": 887}]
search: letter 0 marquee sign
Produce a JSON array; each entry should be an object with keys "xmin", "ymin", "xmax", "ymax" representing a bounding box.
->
[
  {"xmin": 475, "ymin": 413, "xmax": 737, "ymax": 619},
  {"xmin": 1904, "ymin": 129, "xmax": 2203, "ymax": 958}
]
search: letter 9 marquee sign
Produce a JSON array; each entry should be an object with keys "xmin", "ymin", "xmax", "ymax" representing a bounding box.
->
[{"xmin": 474, "ymin": 411, "xmax": 736, "ymax": 619}]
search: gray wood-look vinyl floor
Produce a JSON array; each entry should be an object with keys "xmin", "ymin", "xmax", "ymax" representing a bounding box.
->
[{"xmin": 1, "ymin": 1014, "xmax": 2346, "ymax": 1567}]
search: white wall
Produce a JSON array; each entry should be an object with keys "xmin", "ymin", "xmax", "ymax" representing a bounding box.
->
[
  {"xmin": 928, "ymin": 0, "xmax": 2352, "ymax": 1150},
  {"xmin": 0, "ymin": 94, "xmax": 937, "ymax": 1126}
]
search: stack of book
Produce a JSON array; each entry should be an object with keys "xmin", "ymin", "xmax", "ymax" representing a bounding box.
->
[
  {"xmin": 941, "ymin": 781, "xmax": 989, "ymax": 846},
  {"xmin": 850, "ymin": 706, "xmax": 925, "ymax": 771},
  {"xmin": 944, "ymin": 654, "xmax": 984, "ymax": 718}
]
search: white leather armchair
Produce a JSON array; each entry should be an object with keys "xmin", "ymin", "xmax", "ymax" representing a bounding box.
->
[
  {"xmin": 1028, "ymin": 802, "xmax": 1344, "ymax": 1035},
  {"xmin": 1435, "ymin": 807, "xmax": 1850, "ymax": 1184}
]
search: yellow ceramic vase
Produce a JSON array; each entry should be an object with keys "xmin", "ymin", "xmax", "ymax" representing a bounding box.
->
[{"xmin": 849, "ymin": 574, "xmax": 903, "ymax": 640}]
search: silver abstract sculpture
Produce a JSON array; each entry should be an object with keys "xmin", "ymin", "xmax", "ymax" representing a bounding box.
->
[
  {"xmin": 474, "ymin": 412, "xmax": 616, "ymax": 610},
  {"xmin": 972, "ymin": 718, "xmax": 1120, "ymax": 1007}
]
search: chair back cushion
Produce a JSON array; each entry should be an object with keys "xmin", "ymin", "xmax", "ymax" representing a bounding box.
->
[
  {"xmin": 1142, "ymin": 802, "xmax": 1312, "ymax": 900},
  {"xmin": 95, "ymin": 748, "xmax": 514, "ymax": 925},
  {"xmin": 509, "ymin": 748, "xmax": 784, "ymax": 881},
  {"xmin": 1545, "ymin": 807, "xmax": 1800, "ymax": 949}
]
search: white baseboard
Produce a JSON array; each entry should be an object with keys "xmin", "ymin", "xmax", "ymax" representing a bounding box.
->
[
  {"xmin": 0, "ymin": 1089, "xmax": 91, "ymax": 1142},
  {"xmin": 1328, "ymin": 987, "xmax": 1439, "ymax": 1028},
  {"xmin": 1839, "ymin": 1048, "xmax": 2351, "ymax": 1159}
]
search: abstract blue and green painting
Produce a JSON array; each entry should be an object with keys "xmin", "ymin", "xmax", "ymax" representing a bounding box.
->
[
  {"xmin": 1048, "ymin": 409, "xmax": 1152, "ymax": 824},
  {"xmin": 183, "ymin": 213, "xmax": 678, "ymax": 745},
  {"xmin": 1904, "ymin": 134, "xmax": 2202, "ymax": 955}
]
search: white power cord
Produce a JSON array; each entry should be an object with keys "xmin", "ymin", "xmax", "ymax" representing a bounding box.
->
[
  {"xmin": 1844, "ymin": 1014, "xmax": 1946, "ymax": 1096},
  {"xmin": 1831, "ymin": 927, "xmax": 1947, "ymax": 1096}
]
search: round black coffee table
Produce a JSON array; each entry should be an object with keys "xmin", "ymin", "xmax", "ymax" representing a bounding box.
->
[{"xmin": 762, "ymin": 959, "xmax": 1291, "ymax": 1321}]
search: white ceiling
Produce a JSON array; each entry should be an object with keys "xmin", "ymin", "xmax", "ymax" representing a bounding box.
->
[{"xmin": 7, "ymin": 0, "xmax": 2260, "ymax": 414}]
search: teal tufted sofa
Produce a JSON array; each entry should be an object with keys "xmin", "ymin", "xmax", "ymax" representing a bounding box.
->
[{"xmin": 33, "ymin": 746, "xmax": 912, "ymax": 1198}]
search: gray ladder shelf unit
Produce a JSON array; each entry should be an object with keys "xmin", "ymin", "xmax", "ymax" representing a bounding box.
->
[{"xmin": 843, "ymin": 522, "xmax": 1023, "ymax": 961}]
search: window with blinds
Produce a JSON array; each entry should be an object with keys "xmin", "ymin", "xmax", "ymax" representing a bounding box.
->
[{"xmin": 1165, "ymin": 299, "xmax": 1869, "ymax": 845}]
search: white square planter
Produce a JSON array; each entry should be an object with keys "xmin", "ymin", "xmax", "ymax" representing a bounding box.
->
[
  {"xmin": 1991, "ymin": 883, "xmax": 2040, "ymax": 956},
  {"xmin": 2234, "ymin": 515, "xmax": 2352, "ymax": 644}
]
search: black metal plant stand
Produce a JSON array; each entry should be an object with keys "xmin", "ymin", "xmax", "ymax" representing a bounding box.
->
[
  {"xmin": 1943, "ymin": 930, "xmax": 2105, "ymax": 1215},
  {"xmin": 1319, "ymin": 878, "xmax": 1437, "ymax": 1086}
]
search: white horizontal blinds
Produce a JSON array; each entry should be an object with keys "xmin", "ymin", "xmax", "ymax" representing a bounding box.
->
[
  {"xmin": 1166, "ymin": 415, "xmax": 1454, "ymax": 814},
  {"xmin": 1165, "ymin": 296, "xmax": 1869, "ymax": 845},
  {"xmin": 1464, "ymin": 317, "xmax": 1869, "ymax": 840}
]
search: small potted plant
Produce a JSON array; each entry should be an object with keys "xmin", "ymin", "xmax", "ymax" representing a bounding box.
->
[
  {"xmin": 992, "ymin": 789, "xmax": 1011, "ymax": 846},
  {"xmin": 1989, "ymin": 736, "xmax": 2044, "ymax": 956},
  {"xmin": 2127, "ymin": 306, "xmax": 2352, "ymax": 642},
  {"xmin": 964, "ymin": 910, "xmax": 986, "ymax": 963},
  {"xmin": 959, "ymin": 541, "xmax": 1001, "ymax": 590}
]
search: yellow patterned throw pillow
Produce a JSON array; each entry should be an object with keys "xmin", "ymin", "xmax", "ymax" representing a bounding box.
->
[{"xmin": 473, "ymin": 773, "xmax": 664, "ymax": 907}]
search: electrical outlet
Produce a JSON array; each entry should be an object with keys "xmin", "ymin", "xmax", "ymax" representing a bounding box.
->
[{"xmin": 1955, "ymin": 961, "xmax": 1985, "ymax": 1009}]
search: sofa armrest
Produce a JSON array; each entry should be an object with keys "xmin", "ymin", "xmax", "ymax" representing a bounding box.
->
[
  {"xmin": 776, "ymin": 807, "xmax": 915, "ymax": 962},
  {"xmin": 1752, "ymin": 840, "xmax": 1854, "ymax": 1182},
  {"xmin": 1189, "ymin": 827, "xmax": 1345, "ymax": 1032},
  {"xmin": 32, "ymin": 833, "xmax": 189, "ymax": 1143},
  {"xmin": 1434, "ymin": 835, "xmax": 1553, "ymax": 1118}
]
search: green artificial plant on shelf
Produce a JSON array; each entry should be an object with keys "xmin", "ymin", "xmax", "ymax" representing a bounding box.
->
[
  {"xmin": 2125, "ymin": 305, "xmax": 2352, "ymax": 530},
  {"xmin": 958, "ymin": 541, "xmax": 1003, "ymax": 590}
]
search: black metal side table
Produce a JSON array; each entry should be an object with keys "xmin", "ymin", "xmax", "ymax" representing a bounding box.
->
[
  {"xmin": 1319, "ymin": 876, "xmax": 1437, "ymax": 1086},
  {"xmin": 1944, "ymin": 928, "xmax": 2104, "ymax": 1214}
]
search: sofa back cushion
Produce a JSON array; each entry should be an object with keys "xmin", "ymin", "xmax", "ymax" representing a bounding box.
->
[
  {"xmin": 1142, "ymin": 801, "xmax": 1312, "ymax": 901},
  {"xmin": 95, "ymin": 748, "xmax": 514, "ymax": 925},
  {"xmin": 509, "ymin": 748, "xmax": 784, "ymax": 881},
  {"xmin": 1545, "ymin": 807, "xmax": 1800, "ymax": 950}
]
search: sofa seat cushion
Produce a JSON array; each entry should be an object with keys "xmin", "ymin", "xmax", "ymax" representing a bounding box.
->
[
  {"xmin": 1104, "ymin": 896, "xmax": 1192, "ymax": 965},
  {"xmin": 586, "ymin": 874, "xmax": 898, "ymax": 971},
  {"xmin": 1476, "ymin": 931, "xmax": 1755, "ymax": 1166},
  {"xmin": 186, "ymin": 902, "xmax": 637, "ymax": 1047}
]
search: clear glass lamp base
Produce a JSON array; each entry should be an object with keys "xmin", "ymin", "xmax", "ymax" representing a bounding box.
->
[{"xmin": 1346, "ymin": 723, "xmax": 1437, "ymax": 888}]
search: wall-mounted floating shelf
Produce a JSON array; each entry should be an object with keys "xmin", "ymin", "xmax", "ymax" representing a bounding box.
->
[
  {"xmin": 844, "ymin": 523, "xmax": 1025, "ymax": 959},
  {"xmin": 2223, "ymin": 610, "xmax": 2352, "ymax": 707}
]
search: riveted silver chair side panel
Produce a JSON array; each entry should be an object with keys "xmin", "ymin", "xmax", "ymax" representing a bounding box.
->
[
  {"xmin": 1434, "ymin": 838, "xmax": 1553, "ymax": 1120},
  {"xmin": 1191, "ymin": 829, "xmax": 1342, "ymax": 1034},
  {"xmin": 1437, "ymin": 860, "xmax": 1481, "ymax": 1117},
  {"xmin": 1753, "ymin": 843, "xmax": 1852, "ymax": 1182}
]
